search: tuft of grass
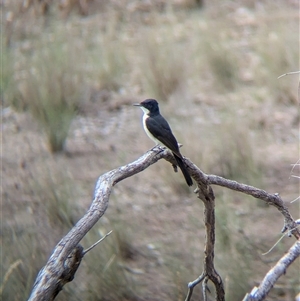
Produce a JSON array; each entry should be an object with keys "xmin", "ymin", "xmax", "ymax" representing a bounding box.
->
[
  {"xmin": 254, "ymin": 21, "xmax": 298, "ymax": 105},
  {"xmin": 11, "ymin": 32, "xmax": 84, "ymax": 153},
  {"xmin": 0, "ymin": 44, "xmax": 13, "ymax": 105},
  {"xmin": 213, "ymin": 121, "xmax": 263, "ymax": 184},
  {"xmin": 138, "ymin": 23, "xmax": 187, "ymax": 101},
  {"xmin": 201, "ymin": 26, "xmax": 240, "ymax": 92},
  {"xmin": 90, "ymin": 19, "xmax": 128, "ymax": 91},
  {"xmin": 207, "ymin": 45, "xmax": 239, "ymax": 91},
  {"xmin": 189, "ymin": 14, "xmax": 241, "ymax": 94}
]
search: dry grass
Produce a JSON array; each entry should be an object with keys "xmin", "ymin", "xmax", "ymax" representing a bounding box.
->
[
  {"xmin": 200, "ymin": 24, "xmax": 241, "ymax": 92},
  {"xmin": 1, "ymin": 161, "xmax": 82, "ymax": 300},
  {"xmin": 2, "ymin": 0, "xmax": 299, "ymax": 300},
  {"xmin": 252, "ymin": 7, "xmax": 299, "ymax": 105},
  {"xmin": 137, "ymin": 22, "xmax": 187, "ymax": 101},
  {"xmin": 89, "ymin": 15, "xmax": 129, "ymax": 91},
  {"xmin": 1, "ymin": 230, "xmax": 45, "ymax": 300},
  {"xmin": 215, "ymin": 196, "xmax": 254, "ymax": 300},
  {"xmin": 7, "ymin": 30, "xmax": 85, "ymax": 152},
  {"xmin": 213, "ymin": 121, "xmax": 263, "ymax": 183},
  {"xmin": 33, "ymin": 167, "xmax": 81, "ymax": 230},
  {"xmin": 76, "ymin": 219, "xmax": 140, "ymax": 301}
]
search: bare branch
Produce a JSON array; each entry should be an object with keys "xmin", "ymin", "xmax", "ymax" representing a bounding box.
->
[
  {"xmin": 185, "ymin": 273, "xmax": 205, "ymax": 301},
  {"xmin": 184, "ymin": 168, "xmax": 224, "ymax": 301},
  {"xmin": 27, "ymin": 149, "xmax": 167, "ymax": 301},
  {"xmin": 182, "ymin": 158, "xmax": 299, "ymax": 301},
  {"xmin": 242, "ymin": 240, "xmax": 300, "ymax": 301},
  {"xmin": 27, "ymin": 148, "xmax": 299, "ymax": 301},
  {"xmin": 205, "ymin": 174, "xmax": 299, "ymax": 239}
]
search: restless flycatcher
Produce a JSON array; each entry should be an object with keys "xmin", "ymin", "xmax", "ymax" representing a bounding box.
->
[{"xmin": 134, "ymin": 99, "xmax": 193, "ymax": 186}]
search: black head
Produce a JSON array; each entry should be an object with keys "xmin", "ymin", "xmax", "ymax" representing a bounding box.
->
[{"xmin": 134, "ymin": 99, "xmax": 160, "ymax": 114}]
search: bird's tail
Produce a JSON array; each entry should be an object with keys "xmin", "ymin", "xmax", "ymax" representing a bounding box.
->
[{"xmin": 174, "ymin": 155, "xmax": 193, "ymax": 186}]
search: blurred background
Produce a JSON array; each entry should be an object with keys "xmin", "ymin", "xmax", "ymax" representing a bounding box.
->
[{"xmin": 1, "ymin": 0, "xmax": 299, "ymax": 300}]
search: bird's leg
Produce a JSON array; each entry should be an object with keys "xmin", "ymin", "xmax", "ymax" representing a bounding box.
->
[
  {"xmin": 150, "ymin": 144, "xmax": 165, "ymax": 152},
  {"xmin": 157, "ymin": 145, "xmax": 166, "ymax": 151}
]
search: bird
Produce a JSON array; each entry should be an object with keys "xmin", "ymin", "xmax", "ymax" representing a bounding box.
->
[{"xmin": 134, "ymin": 99, "xmax": 193, "ymax": 186}]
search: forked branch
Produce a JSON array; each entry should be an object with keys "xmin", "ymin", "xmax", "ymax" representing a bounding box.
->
[
  {"xmin": 184, "ymin": 172, "xmax": 224, "ymax": 301},
  {"xmin": 183, "ymin": 159, "xmax": 299, "ymax": 301},
  {"xmin": 27, "ymin": 147, "xmax": 300, "ymax": 301}
]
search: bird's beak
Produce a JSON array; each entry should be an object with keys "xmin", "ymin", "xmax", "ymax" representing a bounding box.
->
[{"xmin": 133, "ymin": 103, "xmax": 141, "ymax": 107}]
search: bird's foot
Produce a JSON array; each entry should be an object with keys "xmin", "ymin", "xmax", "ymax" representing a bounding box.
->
[{"xmin": 150, "ymin": 145, "xmax": 165, "ymax": 152}]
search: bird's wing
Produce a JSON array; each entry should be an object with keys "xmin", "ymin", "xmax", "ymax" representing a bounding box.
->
[{"xmin": 146, "ymin": 115, "xmax": 181, "ymax": 156}]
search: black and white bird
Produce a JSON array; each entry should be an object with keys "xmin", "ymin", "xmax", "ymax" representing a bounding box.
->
[{"xmin": 134, "ymin": 99, "xmax": 193, "ymax": 186}]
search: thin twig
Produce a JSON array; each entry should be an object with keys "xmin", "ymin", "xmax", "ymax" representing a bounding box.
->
[
  {"xmin": 277, "ymin": 70, "xmax": 300, "ymax": 79},
  {"xmin": 83, "ymin": 230, "xmax": 113, "ymax": 255},
  {"xmin": 261, "ymin": 225, "xmax": 300, "ymax": 256},
  {"xmin": 290, "ymin": 160, "xmax": 300, "ymax": 172},
  {"xmin": 261, "ymin": 232, "xmax": 290, "ymax": 256},
  {"xmin": 291, "ymin": 196, "xmax": 300, "ymax": 203}
]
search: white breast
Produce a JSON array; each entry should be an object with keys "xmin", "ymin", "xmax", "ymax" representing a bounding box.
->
[{"xmin": 142, "ymin": 113, "xmax": 161, "ymax": 145}]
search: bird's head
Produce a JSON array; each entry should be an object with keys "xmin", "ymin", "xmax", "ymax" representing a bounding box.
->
[{"xmin": 133, "ymin": 99, "xmax": 159, "ymax": 114}]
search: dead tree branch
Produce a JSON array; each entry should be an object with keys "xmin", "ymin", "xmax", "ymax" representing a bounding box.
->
[
  {"xmin": 184, "ymin": 168, "xmax": 224, "ymax": 301},
  {"xmin": 183, "ymin": 159, "xmax": 299, "ymax": 301},
  {"xmin": 206, "ymin": 174, "xmax": 299, "ymax": 238},
  {"xmin": 27, "ymin": 148, "xmax": 300, "ymax": 301},
  {"xmin": 242, "ymin": 240, "xmax": 300, "ymax": 301},
  {"xmin": 28, "ymin": 149, "xmax": 166, "ymax": 301}
]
